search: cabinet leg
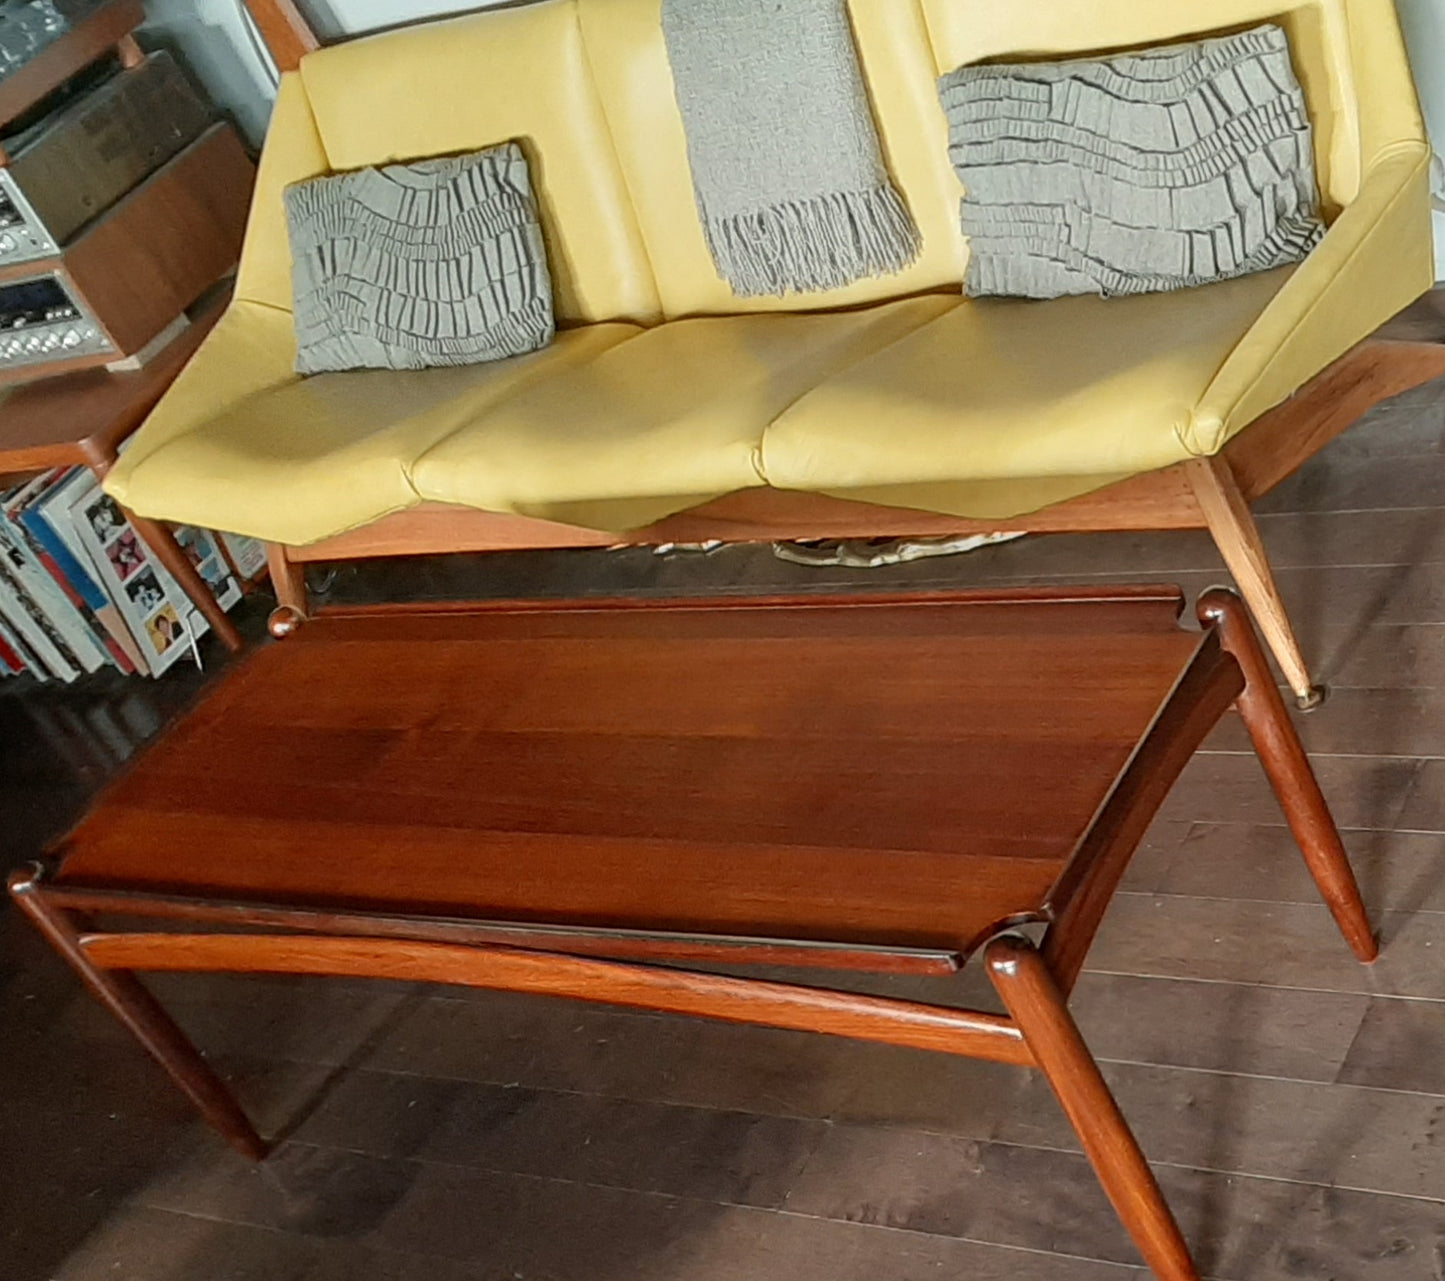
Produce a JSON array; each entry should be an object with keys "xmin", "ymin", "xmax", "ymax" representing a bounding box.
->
[
  {"xmin": 986, "ymin": 935, "xmax": 1200, "ymax": 1281},
  {"xmin": 123, "ymin": 508, "xmax": 243, "ymax": 654},
  {"xmin": 8, "ymin": 868, "xmax": 267, "ymax": 1160},
  {"xmin": 1198, "ymin": 589, "xmax": 1378, "ymax": 962},
  {"xmin": 1186, "ymin": 455, "xmax": 1321, "ymax": 709}
]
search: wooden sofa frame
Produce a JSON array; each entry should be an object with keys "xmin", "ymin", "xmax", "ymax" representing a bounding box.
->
[{"xmin": 243, "ymin": 1, "xmax": 1445, "ymax": 708}]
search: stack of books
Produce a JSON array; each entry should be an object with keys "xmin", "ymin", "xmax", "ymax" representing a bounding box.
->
[{"xmin": 0, "ymin": 466, "xmax": 263, "ymax": 682}]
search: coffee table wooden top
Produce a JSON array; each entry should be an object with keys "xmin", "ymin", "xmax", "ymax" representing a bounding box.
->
[{"xmin": 54, "ymin": 588, "xmax": 1215, "ymax": 959}]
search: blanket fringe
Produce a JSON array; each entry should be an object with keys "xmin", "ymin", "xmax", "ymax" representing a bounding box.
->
[{"xmin": 703, "ymin": 184, "xmax": 921, "ymax": 297}]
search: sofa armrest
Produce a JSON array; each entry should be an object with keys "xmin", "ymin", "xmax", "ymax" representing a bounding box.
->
[
  {"xmin": 1186, "ymin": 145, "xmax": 1433, "ymax": 457},
  {"xmin": 104, "ymin": 300, "xmax": 300, "ymax": 512},
  {"xmin": 1190, "ymin": 0, "xmax": 1435, "ymax": 457}
]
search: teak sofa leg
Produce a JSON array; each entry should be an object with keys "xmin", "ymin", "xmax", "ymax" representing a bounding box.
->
[
  {"xmin": 986, "ymin": 935, "xmax": 1200, "ymax": 1281},
  {"xmin": 1198, "ymin": 590, "xmax": 1378, "ymax": 963},
  {"xmin": 1185, "ymin": 455, "xmax": 1322, "ymax": 710},
  {"xmin": 7, "ymin": 868, "xmax": 268, "ymax": 1161},
  {"xmin": 123, "ymin": 508, "xmax": 244, "ymax": 654},
  {"xmin": 266, "ymin": 542, "xmax": 309, "ymax": 638}
]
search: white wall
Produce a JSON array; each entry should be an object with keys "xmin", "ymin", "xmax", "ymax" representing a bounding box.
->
[{"xmin": 1398, "ymin": 0, "xmax": 1445, "ymax": 279}]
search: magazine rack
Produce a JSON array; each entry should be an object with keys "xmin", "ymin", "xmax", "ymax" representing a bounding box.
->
[{"xmin": 10, "ymin": 584, "xmax": 1377, "ymax": 1281}]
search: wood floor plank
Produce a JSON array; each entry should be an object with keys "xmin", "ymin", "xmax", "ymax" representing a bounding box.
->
[
  {"xmin": 366, "ymin": 990, "xmax": 863, "ymax": 1119},
  {"xmin": 1069, "ymin": 971, "xmax": 1369, "ymax": 1082},
  {"xmin": 782, "ymin": 1126, "xmax": 1140, "ymax": 1266},
  {"xmin": 1336, "ymin": 996, "xmax": 1445, "ymax": 1095},
  {"xmin": 297, "ymin": 1241, "xmax": 543, "ymax": 1281},
  {"xmin": 1254, "ymin": 451, "xmax": 1445, "ymax": 513},
  {"xmin": 959, "ymin": 507, "xmax": 1445, "ymax": 585},
  {"xmin": 1331, "ymin": 383, "xmax": 1445, "ymax": 457},
  {"xmin": 1117, "ymin": 817, "xmax": 1193, "ymax": 892},
  {"xmin": 45, "ymin": 1207, "xmax": 323, "ymax": 1281},
  {"xmin": 135, "ymin": 1142, "xmax": 1145, "ymax": 1281},
  {"xmin": 1313, "ymin": 622, "xmax": 1445, "ymax": 689},
  {"xmin": 1094, "ymin": 1062, "xmax": 1445, "ymax": 1202},
  {"xmin": 1090, "ymin": 893, "xmax": 1445, "ymax": 998},
  {"xmin": 788, "ymin": 1062, "xmax": 1445, "ymax": 1207},
  {"xmin": 1002, "ymin": 563, "xmax": 1445, "ymax": 638},
  {"xmin": 1156, "ymin": 750, "xmax": 1419, "ymax": 831},
  {"xmin": 291, "ymin": 1069, "xmax": 827, "ymax": 1208},
  {"xmin": 1395, "ymin": 758, "xmax": 1445, "ymax": 831},
  {"xmin": 786, "ymin": 1122, "xmax": 1445, "ymax": 1280},
  {"xmin": 784, "ymin": 1054, "xmax": 1445, "ymax": 1203},
  {"xmin": 1156, "ymin": 1160, "xmax": 1445, "ymax": 1281},
  {"xmin": 1207, "ymin": 685, "xmax": 1445, "ymax": 757},
  {"xmin": 133, "ymin": 1141, "xmax": 421, "ymax": 1239},
  {"xmin": 379, "ymin": 1163, "xmax": 1144, "ymax": 1280},
  {"xmin": 1153, "ymin": 823, "xmax": 1445, "ymax": 912}
]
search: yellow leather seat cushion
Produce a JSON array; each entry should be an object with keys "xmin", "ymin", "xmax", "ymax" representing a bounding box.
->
[
  {"xmin": 106, "ymin": 303, "xmax": 639, "ymax": 545},
  {"xmin": 761, "ymin": 268, "xmax": 1292, "ymax": 517},
  {"xmin": 412, "ymin": 294, "xmax": 955, "ymax": 523}
]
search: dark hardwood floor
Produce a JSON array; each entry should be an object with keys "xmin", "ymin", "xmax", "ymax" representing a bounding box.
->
[{"xmin": 5, "ymin": 374, "xmax": 1445, "ymax": 1279}]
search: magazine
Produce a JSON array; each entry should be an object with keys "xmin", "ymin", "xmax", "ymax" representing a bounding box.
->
[
  {"xmin": 0, "ymin": 612, "xmax": 27, "ymax": 675},
  {"xmin": 19, "ymin": 467, "xmax": 142, "ymax": 673},
  {"xmin": 0, "ymin": 528, "xmax": 74, "ymax": 681},
  {"xmin": 219, "ymin": 532, "xmax": 267, "ymax": 581},
  {"xmin": 67, "ymin": 482, "xmax": 238, "ymax": 677},
  {"xmin": 0, "ymin": 466, "xmax": 249, "ymax": 683},
  {"xmin": 2, "ymin": 471, "xmax": 112, "ymax": 674}
]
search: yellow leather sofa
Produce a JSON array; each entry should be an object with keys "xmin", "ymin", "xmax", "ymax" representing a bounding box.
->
[{"xmin": 104, "ymin": 0, "xmax": 1441, "ymax": 700}]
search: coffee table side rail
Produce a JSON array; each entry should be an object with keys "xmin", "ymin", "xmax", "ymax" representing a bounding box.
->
[{"xmin": 18, "ymin": 886, "xmax": 974, "ymax": 976}]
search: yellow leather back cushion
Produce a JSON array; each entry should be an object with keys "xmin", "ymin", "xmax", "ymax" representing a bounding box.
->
[
  {"xmin": 293, "ymin": 0, "xmax": 660, "ymax": 326},
  {"xmin": 921, "ymin": 0, "xmax": 1360, "ymax": 215},
  {"xmin": 578, "ymin": 0, "xmax": 964, "ymax": 318},
  {"xmin": 578, "ymin": 0, "xmax": 1365, "ymax": 318},
  {"xmin": 239, "ymin": 0, "xmax": 1382, "ymax": 329}
]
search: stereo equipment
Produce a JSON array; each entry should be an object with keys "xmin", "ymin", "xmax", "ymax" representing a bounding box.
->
[
  {"xmin": 0, "ymin": 1, "xmax": 102, "ymax": 80},
  {"xmin": 0, "ymin": 273, "xmax": 109, "ymax": 368},
  {"xmin": 0, "ymin": 122, "xmax": 254, "ymax": 383},
  {"xmin": 0, "ymin": 0, "xmax": 253, "ymax": 385},
  {"xmin": 0, "ymin": 51, "xmax": 211, "ymax": 265}
]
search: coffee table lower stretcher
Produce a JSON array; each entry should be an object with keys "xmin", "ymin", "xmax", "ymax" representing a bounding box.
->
[{"xmin": 10, "ymin": 586, "xmax": 1377, "ymax": 1281}]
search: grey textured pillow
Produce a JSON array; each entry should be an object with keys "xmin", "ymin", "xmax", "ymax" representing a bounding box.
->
[
  {"xmin": 284, "ymin": 142, "xmax": 554, "ymax": 374},
  {"xmin": 939, "ymin": 24, "xmax": 1325, "ymax": 299}
]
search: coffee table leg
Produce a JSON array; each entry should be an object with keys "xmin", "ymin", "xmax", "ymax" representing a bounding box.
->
[
  {"xmin": 986, "ymin": 935, "xmax": 1200, "ymax": 1281},
  {"xmin": 122, "ymin": 508, "xmax": 244, "ymax": 655},
  {"xmin": 8, "ymin": 869, "xmax": 267, "ymax": 1161},
  {"xmin": 1197, "ymin": 589, "xmax": 1378, "ymax": 963}
]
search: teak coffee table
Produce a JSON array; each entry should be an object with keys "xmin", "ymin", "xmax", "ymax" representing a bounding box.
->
[{"xmin": 10, "ymin": 585, "xmax": 1377, "ymax": 1281}]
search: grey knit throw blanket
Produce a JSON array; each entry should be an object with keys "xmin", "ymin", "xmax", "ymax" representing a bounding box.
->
[{"xmin": 662, "ymin": 0, "xmax": 920, "ymax": 296}]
